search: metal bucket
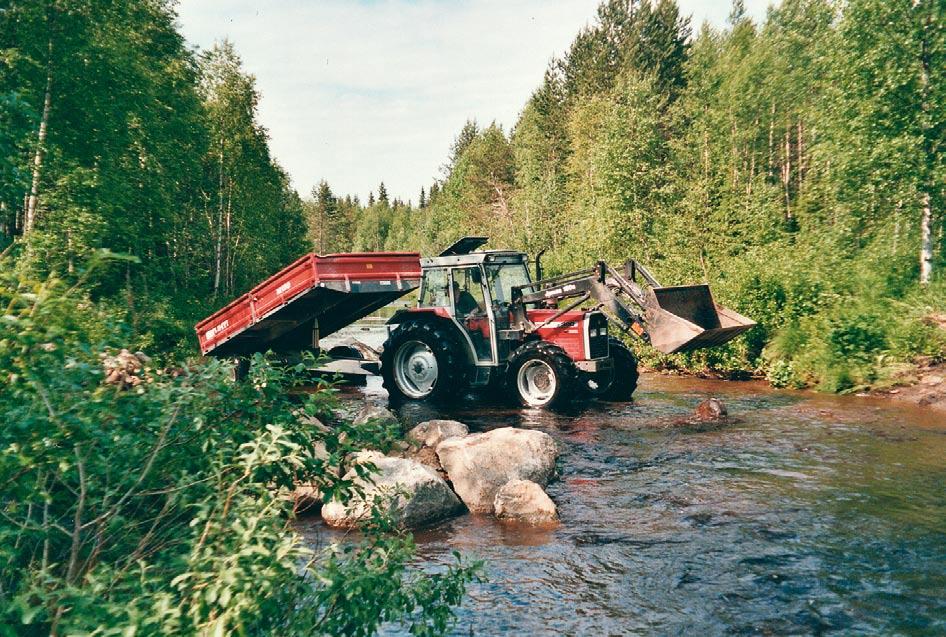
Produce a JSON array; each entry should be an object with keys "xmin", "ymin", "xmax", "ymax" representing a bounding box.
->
[{"xmin": 644, "ymin": 285, "xmax": 756, "ymax": 354}]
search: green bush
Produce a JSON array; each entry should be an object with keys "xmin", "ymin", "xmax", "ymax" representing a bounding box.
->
[
  {"xmin": 826, "ymin": 312, "xmax": 887, "ymax": 362},
  {"xmin": 0, "ymin": 267, "xmax": 478, "ymax": 636}
]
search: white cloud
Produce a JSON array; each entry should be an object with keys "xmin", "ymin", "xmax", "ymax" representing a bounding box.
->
[{"xmin": 175, "ymin": 0, "xmax": 770, "ymax": 202}]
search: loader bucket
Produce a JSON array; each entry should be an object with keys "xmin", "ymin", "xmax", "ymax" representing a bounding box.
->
[{"xmin": 643, "ymin": 285, "xmax": 756, "ymax": 354}]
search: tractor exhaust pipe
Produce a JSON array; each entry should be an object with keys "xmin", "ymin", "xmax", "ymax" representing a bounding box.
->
[{"xmin": 534, "ymin": 248, "xmax": 547, "ymax": 281}]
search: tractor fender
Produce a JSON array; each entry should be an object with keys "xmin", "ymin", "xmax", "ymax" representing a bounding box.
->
[
  {"xmin": 382, "ymin": 308, "xmax": 476, "ymax": 367},
  {"xmin": 386, "ymin": 307, "xmax": 452, "ymax": 325}
]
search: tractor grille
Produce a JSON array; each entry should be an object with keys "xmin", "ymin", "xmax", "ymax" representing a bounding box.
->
[{"xmin": 587, "ymin": 312, "xmax": 609, "ymax": 359}]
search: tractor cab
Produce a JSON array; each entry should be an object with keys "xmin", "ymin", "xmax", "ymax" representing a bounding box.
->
[{"xmin": 415, "ymin": 249, "xmax": 533, "ymax": 366}]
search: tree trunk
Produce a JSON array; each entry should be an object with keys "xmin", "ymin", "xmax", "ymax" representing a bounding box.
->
[
  {"xmin": 782, "ymin": 129, "xmax": 792, "ymax": 221},
  {"xmin": 767, "ymin": 100, "xmax": 775, "ymax": 179},
  {"xmin": 920, "ymin": 191, "xmax": 932, "ymax": 285},
  {"xmin": 893, "ymin": 199, "xmax": 902, "ymax": 255},
  {"xmin": 213, "ymin": 140, "xmax": 224, "ymax": 295},
  {"xmin": 917, "ymin": 0, "xmax": 933, "ymax": 285},
  {"xmin": 224, "ymin": 179, "xmax": 232, "ymax": 295},
  {"xmin": 796, "ymin": 120, "xmax": 804, "ymax": 198},
  {"xmin": 25, "ymin": 38, "xmax": 54, "ymax": 236}
]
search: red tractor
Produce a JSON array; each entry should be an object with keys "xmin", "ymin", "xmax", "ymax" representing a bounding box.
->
[
  {"xmin": 195, "ymin": 237, "xmax": 754, "ymax": 408},
  {"xmin": 380, "ymin": 237, "xmax": 754, "ymax": 408}
]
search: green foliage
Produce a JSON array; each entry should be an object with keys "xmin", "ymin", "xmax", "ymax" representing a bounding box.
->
[
  {"xmin": 1, "ymin": 7, "xmax": 310, "ymax": 350},
  {"xmin": 323, "ymin": 0, "xmax": 945, "ymax": 391},
  {"xmin": 0, "ymin": 266, "xmax": 479, "ymax": 636}
]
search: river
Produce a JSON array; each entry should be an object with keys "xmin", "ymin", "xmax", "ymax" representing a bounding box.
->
[{"xmin": 301, "ymin": 328, "xmax": 946, "ymax": 635}]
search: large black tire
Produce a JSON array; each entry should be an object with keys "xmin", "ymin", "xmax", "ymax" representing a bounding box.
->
[
  {"xmin": 381, "ymin": 319, "xmax": 471, "ymax": 403},
  {"xmin": 587, "ymin": 336, "xmax": 639, "ymax": 401},
  {"xmin": 505, "ymin": 340, "xmax": 582, "ymax": 408}
]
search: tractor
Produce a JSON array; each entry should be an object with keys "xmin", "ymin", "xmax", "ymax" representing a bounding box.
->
[{"xmin": 380, "ymin": 237, "xmax": 755, "ymax": 408}]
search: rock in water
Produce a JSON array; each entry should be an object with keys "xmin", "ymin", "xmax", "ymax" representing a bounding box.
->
[
  {"xmin": 435, "ymin": 427, "xmax": 558, "ymax": 513},
  {"xmin": 494, "ymin": 479, "xmax": 558, "ymax": 525},
  {"xmin": 353, "ymin": 404, "xmax": 399, "ymax": 428},
  {"xmin": 695, "ymin": 398, "xmax": 727, "ymax": 421},
  {"xmin": 292, "ymin": 483, "xmax": 322, "ymax": 512},
  {"xmin": 406, "ymin": 420, "xmax": 469, "ymax": 447},
  {"xmin": 321, "ymin": 452, "xmax": 463, "ymax": 529}
]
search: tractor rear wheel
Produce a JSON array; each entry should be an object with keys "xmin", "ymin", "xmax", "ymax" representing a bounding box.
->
[
  {"xmin": 587, "ymin": 336, "xmax": 639, "ymax": 401},
  {"xmin": 381, "ymin": 320, "xmax": 470, "ymax": 403},
  {"xmin": 506, "ymin": 341, "xmax": 581, "ymax": 408}
]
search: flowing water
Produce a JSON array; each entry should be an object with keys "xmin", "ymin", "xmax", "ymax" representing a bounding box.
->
[{"xmin": 300, "ymin": 328, "xmax": 946, "ymax": 635}]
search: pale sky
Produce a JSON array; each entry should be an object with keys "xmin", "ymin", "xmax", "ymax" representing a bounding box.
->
[{"xmin": 175, "ymin": 0, "xmax": 769, "ymax": 203}]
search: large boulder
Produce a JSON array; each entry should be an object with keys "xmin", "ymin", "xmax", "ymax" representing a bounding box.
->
[
  {"xmin": 493, "ymin": 479, "xmax": 558, "ymax": 525},
  {"xmin": 435, "ymin": 427, "xmax": 558, "ymax": 513},
  {"xmin": 389, "ymin": 444, "xmax": 446, "ymax": 479},
  {"xmin": 321, "ymin": 451, "xmax": 463, "ymax": 529},
  {"xmin": 406, "ymin": 420, "xmax": 469, "ymax": 448}
]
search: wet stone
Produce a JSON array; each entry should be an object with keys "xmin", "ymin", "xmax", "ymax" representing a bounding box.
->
[
  {"xmin": 406, "ymin": 419, "xmax": 469, "ymax": 448},
  {"xmin": 353, "ymin": 403, "xmax": 400, "ymax": 428},
  {"xmin": 494, "ymin": 479, "xmax": 558, "ymax": 525},
  {"xmin": 695, "ymin": 398, "xmax": 728, "ymax": 421}
]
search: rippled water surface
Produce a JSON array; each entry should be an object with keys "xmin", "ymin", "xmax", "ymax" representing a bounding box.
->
[{"xmin": 299, "ymin": 340, "xmax": 946, "ymax": 635}]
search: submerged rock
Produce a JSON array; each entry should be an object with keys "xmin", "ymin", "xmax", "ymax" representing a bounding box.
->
[
  {"xmin": 435, "ymin": 427, "xmax": 558, "ymax": 513},
  {"xmin": 695, "ymin": 398, "xmax": 728, "ymax": 421},
  {"xmin": 406, "ymin": 419, "xmax": 469, "ymax": 447},
  {"xmin": 321, "ymin": 451, "xmax": 463, "ymax": 529},
  {"xmin": 494, "ymin": 479, "xmax": 558, "ymax": 525},
  {"xmin": 353, "ymin": 404, "xmax": 399, "ymax": 428}
]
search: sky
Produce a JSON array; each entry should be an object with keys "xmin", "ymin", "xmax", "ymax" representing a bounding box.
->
[{"xmin": 175, "ymin": 0, "xmax": 770, "ymax": 203}]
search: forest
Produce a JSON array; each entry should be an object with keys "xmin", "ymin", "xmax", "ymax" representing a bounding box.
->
[
  {"xmin": 313, "ymin": 0, "xmax": 946, "ymax": 392},
  {"xmin": 0, "ymin": 0, "xmax": 943, "ymax": 634}
]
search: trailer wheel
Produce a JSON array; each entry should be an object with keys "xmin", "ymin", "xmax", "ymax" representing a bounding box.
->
[
  {"xmin": 588, "ymin": 337, "xmax": 638, "ymax": 401},
  {"xmin": 381, "ymin": 320, "xmax": 470, "ymax": 402},
  {"xmin": 506, "ymin": 341, "xmax": 581, "ymax": 408}
]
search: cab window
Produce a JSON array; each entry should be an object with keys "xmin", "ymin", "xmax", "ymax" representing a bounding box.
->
[
  {"xmin": 419, "ymin": 268, "xmax": 450, "ymax": 307},
  {"xmin": 452, "ymin": 267, "xmax": 486, "ymax": 316},
  {"xmin": 485, "ymin": 263, "xmax": 531, "ymax": 304}
]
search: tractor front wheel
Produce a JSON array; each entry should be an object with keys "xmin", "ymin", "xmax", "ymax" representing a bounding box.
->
[
  {"xmin": 381, "ymin": 320, "xmax": 470, "ymax": 403},
  {"xmin": 587, "ymin": 336, "xmax": 639, "ymax": 401},
  {"xmin": 506, "ymin": 341, "xmax": 581, "ymax": 408}
]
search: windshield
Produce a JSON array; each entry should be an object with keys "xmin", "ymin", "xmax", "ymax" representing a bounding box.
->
[{"xmin": 485, "ymin": 263, "xmax": 531, "ymax": 304}]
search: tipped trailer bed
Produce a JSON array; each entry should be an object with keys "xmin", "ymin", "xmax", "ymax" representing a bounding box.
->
[{"xmin": 196, "ymin": 252, "xmax": 421, "ymax": 357}]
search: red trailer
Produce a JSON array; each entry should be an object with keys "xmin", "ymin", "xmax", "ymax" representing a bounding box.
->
[{"xmin": 195, "ymin": 252, "xmax": 421, "ymax": 357}]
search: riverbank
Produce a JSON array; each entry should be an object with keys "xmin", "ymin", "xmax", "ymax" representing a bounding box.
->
[{"xmin": 866, "ymin": 359, "xmax": 946, "ymax": 412}]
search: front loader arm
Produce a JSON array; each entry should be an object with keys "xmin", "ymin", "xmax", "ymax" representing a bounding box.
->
[
  {"xmin": 512, "ymin": 259, "xmax": 755, "ymax": 354},
  {"xmin": 512, "ymin": 261, "xmax": 651, "ymax": 342}
]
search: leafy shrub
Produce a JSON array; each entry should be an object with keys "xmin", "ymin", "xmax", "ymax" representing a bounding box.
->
[
  {"xmin": 826, "ymin": 312, "xmax": 887, "ymax": 363},
  {"xmin": 765, "ymin": 359, "xmax": 801, "ymax": 389},
  {"xmin": 0, "ymin": 267, "xmax": 478, "ymax": 636}
]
